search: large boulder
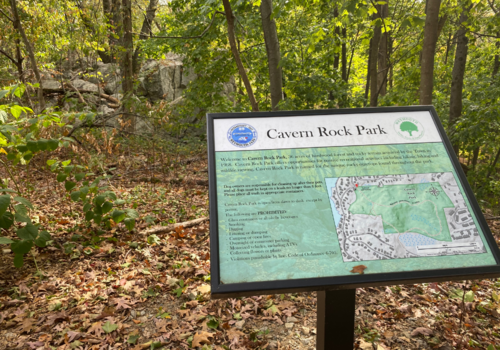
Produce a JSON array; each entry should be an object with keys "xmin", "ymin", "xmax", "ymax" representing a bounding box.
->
[
  {"xmin": 87, "ymin": 62, "xmax": 122, "ymax": 94},
  {"xmin": 138, "ymin": 54, "xmax": 194, "ymax": 101},
  {"xmin": 71, "ymin": 79, "xmax": 99, "ymax": 93},
  {"xmin": 41, "ymin": 80, "xmax": 62, "ymax": 91}
]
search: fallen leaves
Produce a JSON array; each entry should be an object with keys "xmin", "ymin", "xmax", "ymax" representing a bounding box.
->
[
  {"xmin": 102, "ymin": 320, "xmax": 119, "ymax": 334},
  {"xmin": 19, "ymin": 318, "xmax": 34, "ymax": 334},
  {"xmin": 87, "ymin": 322, "xmax": 103, "ymax": 337},
  {"xmin": 192, "ymin": 331, "xmax": 214, "ymax": 347},
  {"xmin": 411, "ymin": 327, "xmax": 433, "ymax": 337},
  {"xmin": 350, "ymin": 265, "xmax": 367, "ymax": 274}
]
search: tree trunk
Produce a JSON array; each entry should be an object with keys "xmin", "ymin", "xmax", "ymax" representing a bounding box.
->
[
  {"xmin": 377, "ymin": 1, "xmax": 389, "ymax": 97},
  {"xmin": 132, "ymin": 0, "xmax": 159, "ymax": 74},
  {"xmin": 110, "ymin": 0, "xmax": 122, "ymax": 62},
  {"xmin": 419, "ymin": 0, "xmax": 441, "ymax": 105},
  {"xmin": 341, "ymin": 27, "xmax": 347, "ymax": 82},
  {"xmin": 260, "ymin": 0, "xmax": 283, "ymax": 111},
  {"xmin": 365, "ymin": 40, "xmax": 371, "ymax": 102},
  {"xmin": 10, "ymin": 0, "xmax": 45, "ymax": 111},
  {"xmin": 222, "ymin": 0, "xmax": 259, "ymax": 111},
  {"xmin": 448, "ymin": 8, "xmax": 470, "ymax": 154},
  {"xmin": 120, "ymin": 0, "xmax": 134, "ymax": 129},
  {"xmin": 388, "ymin": 36, "xmax": 393, "ymax": 89},
  {"xmin": 493, "ymin": 34, "xmax": 500, "ymax": 78},
  {"xmin": 99, "ymin": 0, "xmax": 113, "ymax": 63},
  {"xmin": 369, "ymin": 11, "xmax": 381, "ymax": 107},
  {"xmin": 333, "ymin": 6, "xmax": 340, "ymax": 70}
]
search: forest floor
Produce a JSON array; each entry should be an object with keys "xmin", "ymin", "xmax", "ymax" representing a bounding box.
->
[{"xmin": 1, "ymin": 153, "xmax": 500, "ymax": 350}]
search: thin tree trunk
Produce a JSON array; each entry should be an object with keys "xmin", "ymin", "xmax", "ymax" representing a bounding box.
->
[
  {"xmin": 341, "ymin": 27, "xmax": 347, "ymax": 82},
  {"xmin": 448, "ymin": 8, "xmax": 470, "ymax": 154},
  {"xmin": 388, "ymin": 34, "xmax": 393, "ymax": 89},
  {"xmin": 471, "ymin": 147, "xmax": 479, "ymax": 170},
  {"xmin": 10, "ymin": 0, "xmax": 45, "ymax": 111},
  {"xmin": 132, "ymin": 0, "xmax": 159, "ymax": 74},
  {"xmin": 377, "ymin": 1, "xmax": 389, "ymax": 97},
  {"xmin": 110, "ymin": 0, "xmax": 122, "ymax": 62},
  {"xmin": 222, "ymin": 0, "xmax": 259, "ymax": 111},
  {"xmin": 121, "ymin": 0, "xmax": 134, "ymax": 129},
  {"xmin": 365, "ymin": 40, "xmax": 372, "ymax": 102},
  {"xmin": 99, "ymin": 0, "xmax": 113, "ymax": 63},
  {"xmin": 444, "ymin": 31, "xmax": 452, "ymax": 65},
  {"xmin": 333, "ymin": 6, "xmax": 340, "ymax": 70},
  {"xmin": 493, "ymin": 35, "xmax": 500, "ymax": 78},
  {"xmin": 260, "ymin": 0, "xmax": 282, "ymax": 111},
  {"xmin": 369, "ymin": 11, "xmax": 381, "ymax": 107},
  {"xmin": 419, "ymin": 0, "xmax": 441, "ymax": 105},
  {"xmin": 486, "ymin": 147, "xmax": 500, "ymax": 179}
]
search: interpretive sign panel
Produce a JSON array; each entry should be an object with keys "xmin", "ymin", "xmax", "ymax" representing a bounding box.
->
[{"xmin": 207, "ymin": 106, "xmax": 500, "ymax": 298}]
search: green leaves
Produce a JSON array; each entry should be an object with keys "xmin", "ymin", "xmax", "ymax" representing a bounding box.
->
[
  {"xmin": 14, "ymin": 253, "xmax": 24, "ymax": 268},
  {"xmin": 11, "ymin": 239, "xmax": 33, "ymax": 254},
  {"xmin": 35, "ymin": 231, "xmax": 51, "ymax": 248},
  {"xmin": 70, "ymin": 191, "xmax": 81, "ymax": 201},
  {"xmin": 112, "ymin": 210, "xmax": 126, "ymax": 223},
  {"xmin": 14, "ymin": 196, "xmax": 33, "ymax": 210},
  {"xmin": 57, "ymin": 173, "xmax": 68, "ymax": 182},
  {"xmin": 102, "ymin": 201, "xmax": 113, "ymax": 214},
  {"xmin": 0, "ymin": 237, "xmax": 14, "ymax": 244},
  {"xmin": 0, "ymin": 212, "xmax": 14, "ymax": 229},
  {"xmin": 17, "ymin": 224, "xmax": 38, "ymax": 240},
  {"xmin": 0, "ymin": 195, "xmax": 10, "ymax": 217},
  {"xmin": 102, "ymin": 321, "xmax": 118, "ymax": 334},
  {"xmin": 65, "ymin": 180, "xmax": 76, "ymax": 191}
]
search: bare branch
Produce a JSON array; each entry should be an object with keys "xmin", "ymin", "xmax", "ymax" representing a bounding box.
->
[
  {"xmin": 0, "ymin": 8, "xmax": 14, "ymax": 22},
  {"xmin": 471, "ymin": 31, "xmax": 500, "ymax": 39},
  {"xmin": 135, "ymin": 12, "xmax": 224, "ymax": 40},
  {"xmin": 0, "ymin": 48, "xmax": 17, "ymax": 64},
  {"xmin": 487, "ymin": 0, "xmax": 498, "ymax": 14}
]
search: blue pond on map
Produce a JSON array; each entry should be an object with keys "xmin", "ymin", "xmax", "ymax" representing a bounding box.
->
[{"xmin": 398, "ymin": 232, "xmax": 438, "ymax": 247}]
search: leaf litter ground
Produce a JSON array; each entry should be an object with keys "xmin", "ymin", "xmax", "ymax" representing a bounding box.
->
[{"xmin": 1, "ymin": 155, "xmax": 500, "ymax": 350}]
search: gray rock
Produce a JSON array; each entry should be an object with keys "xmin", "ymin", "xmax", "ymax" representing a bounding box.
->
[
  {"xmin": 286, "ymin": 316, "xmax": 298, "ymax": 323},
  {"xmin": 72, "ymin": 79, "xmax": 99, "ymax": 93},
  {"xmin": 90, "ymin": 62, "xmax": 121, "ymax": 94},
  {"xmin": 285, "ymin": 322, "xmax": 294, "ymax": 329},
  {"xmin": 104, "ymin": 77, "xmax": 123, "ymax": 95},
  {"xmin": 139, "ymin": 58, "xmax": 183, "ymax": 101},
  {"xmin": 41, "ymin": 80, "xmax": 62, "ymax": 91},
  {"xmin": 97, "ymin": 105, "xmax": 114, "ymax": 115},
  {"xmin": 235, "ymin": 320, "xmax": 245, "ymax": 329}
]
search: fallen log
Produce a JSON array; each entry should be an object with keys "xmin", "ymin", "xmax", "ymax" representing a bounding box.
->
[
  {"xmin": 140, "ymin": 217, "xmax": 208, "ymax": 235},
  {"xmin": 99, "ymin": 92, "xmax": 120, "ymax": 104}
]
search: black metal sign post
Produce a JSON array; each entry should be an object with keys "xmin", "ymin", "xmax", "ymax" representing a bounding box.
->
[{"xmin": 316, "ymin": 289, "xmax": 356, "ymax": 350}]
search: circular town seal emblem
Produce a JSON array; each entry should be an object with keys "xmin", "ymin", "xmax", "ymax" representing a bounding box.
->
[
  {"xmin": 227, "ymin": 124, "xmax": 258, "ymax": 148},
  {"xmin": 394, "ymin": 117, "xmax": 425, "ymax": 140}
]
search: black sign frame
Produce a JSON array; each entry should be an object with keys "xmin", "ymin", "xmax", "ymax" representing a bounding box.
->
[{"xmin": 207, "ymin": 106, "xmax": 500, "ymax": 299}]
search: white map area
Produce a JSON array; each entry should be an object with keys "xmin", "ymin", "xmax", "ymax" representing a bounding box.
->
[{"xmin": 327, "ymin": 172, "xmax": 486, "ymax": 262}]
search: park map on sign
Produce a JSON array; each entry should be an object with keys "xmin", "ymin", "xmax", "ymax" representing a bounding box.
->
[{"xmin": 327, "ymin": 172, "xmax": 486, "ymax": 262}]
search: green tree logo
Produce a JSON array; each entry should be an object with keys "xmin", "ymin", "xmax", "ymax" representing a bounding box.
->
[{"xmin": 400, "ymin": 121, "xmax": 419, "ymax": 136}]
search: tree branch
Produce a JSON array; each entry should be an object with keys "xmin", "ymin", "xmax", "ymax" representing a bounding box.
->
[
  {"xmin": 487, "ymin": 0, "xmax": 498, "ymax": 14},
  {"xmin": 135, "ymin": 12, "xmax": 224, "ymax": 39},
  {"xmin": 0, "ymin": 48, "xmax": 17, "ymax": 64},
  {"xmin": 0, "ymin": 8, "xmax": 13, "ymax": 22},
  {"xmin": 471, "ymin": 31, "xmax": 500, "ymax": 39}
]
